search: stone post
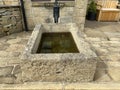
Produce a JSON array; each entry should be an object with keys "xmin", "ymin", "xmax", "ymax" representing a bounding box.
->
[{"xmin": 74, "ymin": 0, "xmax": 88, "ymax": 32}]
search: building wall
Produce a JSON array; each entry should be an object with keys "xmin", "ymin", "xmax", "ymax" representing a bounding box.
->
[
  {"xmin": 24, "ymin": 0, "xmax": 88, "ymax": 31},
  {"xmin": 24, "ymin": 0, "xmax": 74, "ymax": 30},
  {"xmin": 0, "ymin": 0, "xmax": 88, "ymax": 32},
  {"xmin": 0, "ymin": 0, "xmax": 22, "ymax": 37}
]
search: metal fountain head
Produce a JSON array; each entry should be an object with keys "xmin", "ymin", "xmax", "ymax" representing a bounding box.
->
[
  {"xmin": 53, "ymin": 0, "xmax": 60, "ymax": 23},
  {"xmin": 55, "ymin": 0, "xmax": 58, "ymax": 6}
]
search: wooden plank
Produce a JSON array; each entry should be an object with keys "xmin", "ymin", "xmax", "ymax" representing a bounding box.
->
[
  {"xmin": 96, "ymin": 0, "xmax": 120, "ymax": 21},
  {"xmin": 97, "ymin": 0, "xmax": 118, "ymax": 8},
  {"xmin": 97, "ymin": 10, "xmax": 119, "ymax": 21}
]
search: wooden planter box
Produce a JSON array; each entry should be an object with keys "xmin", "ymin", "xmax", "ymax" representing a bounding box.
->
[{"xmin": 97, "ymin": 9, "xmax": 120, "ymax": 21}]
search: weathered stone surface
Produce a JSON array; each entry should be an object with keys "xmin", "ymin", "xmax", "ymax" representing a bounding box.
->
[
  {"xmin": 0, "ymin": 51, "xmax": 9, "ymax": 57},
  {"xmin": 6, "ymin": 44, "xmax": 25, "ymax": 52},
  {"xmin": 14, "ymin": 73, "xmax": 23, "ymax": 84},
  {"xmin": 95, "ymin": 74, "xmax": 112, "ymax": 82},
  {"xmin": 85, "ymin": 21, "xmax": 120, "ymax": 83},
  {"xmin": 64, "ymin": 83, "xmax": 120, "ymax": 90},
  {"xmin": 100, "ymin": 54, "xmax": 120, "ymax": 62},
  {"xmin": 1, "ymin": 82, "xmax": 120, "ymax": 89},
  {"xmin": 7, "ymin": 38, "xmax": 21, "ymax": 44},
  {"xmin": 104, "ymin": 32, "xmax": 120, "ymax": 39},
  {"xmin": 0, "ymin": 76, "xmax": 15, "ymax": 84},
  {"xmin": 0, "ymin": 31, "xmax": 32, "ymax": 84},
  {"xmin": 21, "ymin": 24, "xmax": 97, "ymax": 82},
  {"xmin": 0, "ymin": 7, "xmax": 22, "ymax": 36},
  {"xmin": 0, "ymin": 66, "xmax": 13, "ymax": 76},
  {"xmin": 85, "ymin": 29, "xmax": 107, "ymax": 38},
  {"xmin": 12, "ymin": 65, "xmax": 21, "ymax": 75},
  {"xmin": 0, "ymin": 43, "xmax": 10, "ymax": 51},
  {"xmin": 108, "ymin": 67, "xmax": 120, "ymax": 81},
  {"xmin": 104, "ymin": 60, "xmax": 120, "ymax": 82},
  {"xmin": 21, "ymin": 58, "xmax": 97, "ymax": 82},
  {"xmin": 95, "ymin": 48, "xmax": 109, "ymax": 56},
  {"xmin": 93, "ymin": 59, "xmax": 111, "ymax": 82}
]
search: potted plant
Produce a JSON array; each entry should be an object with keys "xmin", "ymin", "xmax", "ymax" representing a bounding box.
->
[
  {"xmin": 87, "ymin": 0, "xmax": 97, "ymax": 20},
  {"xmin": 119, "ymin": 0, "xmax": 120, "ymax": 3},
  {"xmin": 117, "ymin": 0, "xmax": 120, "ymax": 9}
]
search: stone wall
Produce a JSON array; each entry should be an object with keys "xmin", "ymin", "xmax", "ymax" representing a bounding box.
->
[
  {"xmin": 0, "ymin": 0, "xmax": 88, "ymax": 33},
  {"xmin": 24, "ymin": 0, "xmax": 88, "ymax": 31},
  {"xmin": 24, "ymin": 0, "xmax": 74, "ymax": 30},
  {"xmin": 0, "ymin": 0, "xmax": 19, "ymax": 5},
  {"xmin": 0, "ymin": 0, "xmax": 23, "ymax": 37}
]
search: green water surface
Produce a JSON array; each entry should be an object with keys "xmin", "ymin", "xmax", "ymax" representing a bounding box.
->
[{"xmin": 37, "ymin": 32, "xmax": 79, "ymax": 53}]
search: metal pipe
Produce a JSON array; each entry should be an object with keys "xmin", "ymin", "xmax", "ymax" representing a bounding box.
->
[{"xmin": 20, "ymin": 0, "xmax": 28, "ymax": 31}]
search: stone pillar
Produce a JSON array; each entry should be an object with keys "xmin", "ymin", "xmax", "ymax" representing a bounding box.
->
[
  {"xmin": 23, "ymin": 0, "xmax": 35, "ymax": 30},
  {"xmin": 74, "ymin": 0, "xmax": 88, "ymax": 32}
]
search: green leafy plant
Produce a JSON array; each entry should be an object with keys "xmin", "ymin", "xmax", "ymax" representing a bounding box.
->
[{"xmin": 87, "ymin": 0, "xmax": 97, "ymax": 13}]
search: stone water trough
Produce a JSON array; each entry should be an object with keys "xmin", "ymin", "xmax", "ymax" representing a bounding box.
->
[{"xmin": 21, "ymin": 23, "xmax": 97, "ymax": 82}]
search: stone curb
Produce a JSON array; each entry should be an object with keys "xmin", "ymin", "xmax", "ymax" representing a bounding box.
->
[{"xmin": 0, "ymin": 82, "xmax": 120, "ymax": 89}]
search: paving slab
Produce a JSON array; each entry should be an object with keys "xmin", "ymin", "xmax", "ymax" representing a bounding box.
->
[
  {"xmin": 6, "ymin": 38, "xmax": 22, "ymax": 44},
  {"xmin": 85, "ymin": 20, "xmax": 120, "ymax": 83},
  {"xmin": 84, "ymin": 29, "xmax": 107, "ymax": 38},
  {"xmin": 100, "ymin": 25, "xmax": 119, "ymax": 33}
]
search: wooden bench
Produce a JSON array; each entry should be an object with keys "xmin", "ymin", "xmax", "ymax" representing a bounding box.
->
[{"xmin": 96, "ymin": 0, "xmax": 120, "ymax": 21}]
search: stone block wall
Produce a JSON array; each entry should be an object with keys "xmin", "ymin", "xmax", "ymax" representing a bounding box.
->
[
  {"xmin": 24, "ymin": 0, "xmax": 88, "ymax": 31},
  {"xmin": 0, "ymin": 0, "xmax": 88, "ymax": 34},
  {"xmin": 0, "ymin": 0, "xmax": 19, "ymax": 5},
  {"xmin": 23, "ymin": 0, "xmax": 74, "ymax": 30},
  {"xmin": 0, "ymin": 0, "xmax": 23, "ymax": 37}
]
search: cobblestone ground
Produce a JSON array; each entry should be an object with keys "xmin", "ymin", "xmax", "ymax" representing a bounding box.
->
[{"xmin": 0, "ymin": 21, "xmax": 120, "ymax": 89}]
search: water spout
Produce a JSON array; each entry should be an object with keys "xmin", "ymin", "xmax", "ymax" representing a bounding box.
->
[{"xmin": 53, "ymin": 0, "xmax": 60, "ymax": 23}]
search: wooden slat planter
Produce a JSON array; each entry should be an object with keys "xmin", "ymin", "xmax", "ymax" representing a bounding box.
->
[
  {"xmin": 97, "ymin": 9, "xmax": 120, "ymax": 21},
  {"xmin": 96, "ymin": 0, "xmax": 120, "ymax": 21}
]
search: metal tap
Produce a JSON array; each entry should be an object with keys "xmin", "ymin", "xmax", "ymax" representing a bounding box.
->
[{"xmin": 53, "ymin": 0, "xmax": 60, "ymax": 23}]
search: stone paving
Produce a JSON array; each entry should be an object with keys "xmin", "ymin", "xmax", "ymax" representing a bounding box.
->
[
  {"xmin": 0, "ymin": 21, "xmax": 120, "ymax": 89},
  {"xmin": 85, "ymin": 20, "xmax": 120, "ymax": 82},
  {"xmin": 0, "ymin": 31, "xmax": 31, "ymax": 84},
  {"xmin": 0, "ymin": 31, "xmax": 31, "ymax": 67}
]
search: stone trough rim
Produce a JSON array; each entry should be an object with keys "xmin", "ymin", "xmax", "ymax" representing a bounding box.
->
[{"xmin": 21, "ymin": 23, "xmax": 97, "ymax": 61}]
